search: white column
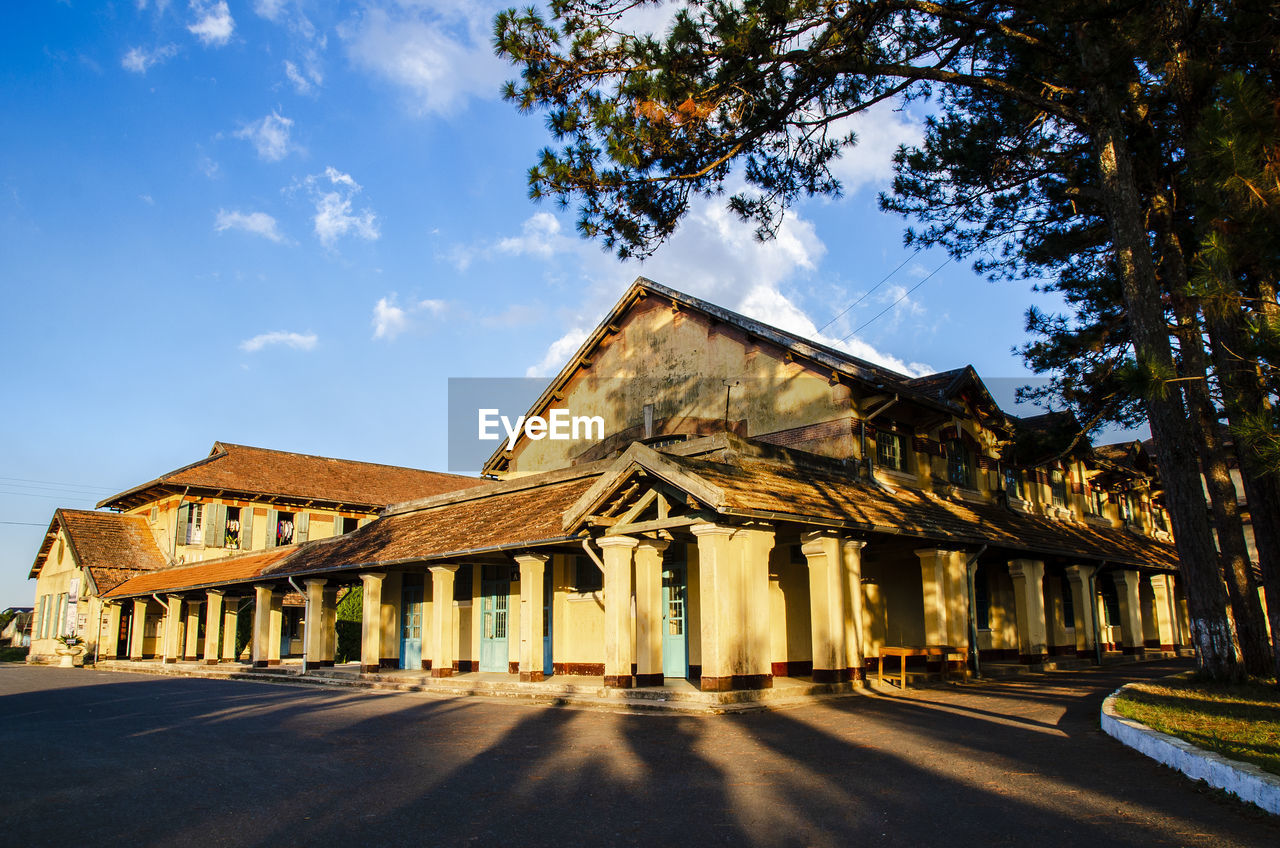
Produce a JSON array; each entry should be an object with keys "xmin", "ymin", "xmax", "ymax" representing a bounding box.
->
[
  {"xmin": 634, "ymin": 539, "xmax": 669, "ymax": 687},
  {"xmin": 429, "ymin": 566, "xmax": 457, "ymax": 677},
  {"xmin": 803, "ymin": 531, "xmax": 848, "ymax": 683},
  {"xmin": 1064, "ymin": 565, "xmax": 1096, "ymax": 655},
  {"xmin": 1007, "ymin": 559, "xmax": 1048, "ymax": 662},
  {"xmin": 841, "ymin": 539, "xmax": 867, "ymax": 677},
  {"xmin": 252, "ymin": 585, "xmax": 276, "ymax": 667},
  {"xmin": 303, "ymin": 579, "xmax": 328, "ymax": 669},
  {"xmin": 129, "ymin": 598, "xmax": 148, "ymax": 660},
  {"xmin": 163, "ymin": 595, "xmax": 183, "ymax": 663},
  {"xmin": 360, "ymin": 573, "xmax": 384, "ymax": 673},
  {"xmin": 183, "ymin": 600, "xmax": 202, "ymax": 661},
  {"xmin": 516, "ymin": 553, "xmax": 550, "ymax": 682},
  {"xmin": 597, "ymin": 536, "xmax": 638, "ymax": 689},
  {"xmin": 203, "ymin": 591, "xmax": 226, "ymax": 666},
  {"xmin": 221, "ymin": 597, "xmax": 241, "ymax": 662},
  {"xmin": 1113, "ymin": 570, "xmax": 1145, "ymax": 652}
]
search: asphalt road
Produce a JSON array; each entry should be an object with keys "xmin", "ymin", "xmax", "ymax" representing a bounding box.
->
[{"xmin": 2, "ymin": 660, "xmax": 1275, "ymax": 847}]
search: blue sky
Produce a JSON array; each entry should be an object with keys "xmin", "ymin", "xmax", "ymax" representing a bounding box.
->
[{"xmin": 0, "ymin": 1, "xmax": 1123, "ymax": 608}]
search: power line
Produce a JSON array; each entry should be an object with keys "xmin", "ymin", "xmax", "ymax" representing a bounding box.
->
[
  {"xmin": 0, "ymin": 520, "xmax": 50, "ymax": 526},
  {"xmin": 841, "ymin": 256, "xmax": 953, "ymax": 341},
  {"xmin": 0, "ymin": 475, "xmax": 115, "ymax": 491},
  {"xmin": 0, "ymin": 490, "xmax": 100, "ymax": 502},
  {"xmin": 816, "ymin": 250, "xmax": 921, "ymax": 334}
]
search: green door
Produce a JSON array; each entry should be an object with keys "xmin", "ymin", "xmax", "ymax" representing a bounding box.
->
[
  {"xmin": 479, "ymin": 568, "xmax": 510, "ymax": 673},
  {"xmin": 662, "ymin": 563, "xmax": 689, "ymax": 679}
]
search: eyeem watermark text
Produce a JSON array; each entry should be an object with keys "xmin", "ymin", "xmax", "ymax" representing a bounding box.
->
[{"xmin": 478, "ymin": 408, "xmax": 605, "ymax": 451}]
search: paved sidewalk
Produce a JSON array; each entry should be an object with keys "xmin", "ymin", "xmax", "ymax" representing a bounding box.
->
[{"xmin": 2, "ymin": 660, "xmax": 1275, "ymax": 846}]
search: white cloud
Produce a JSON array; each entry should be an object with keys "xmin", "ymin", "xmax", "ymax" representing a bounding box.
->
[
  {"xmin": 239, "ymin": 331, "xmax": 317, "ymax": 352},
  {"xmin": 827, "ymin": 104, "xmax": 924, "ymax": 195},
  {"xmin": 121, "ymin": 43, "xmax": 179, "ymax": 73},
  {"xmin": 214, "ymin": 209, "xmax": 287, "ymax": 243},
  {"xmin": 188, "ymin": 1, "xmax": 234, "ymax": 47},
  {"xmin": 305, "ymin": 167, "xmax": 379, "ymax": 246},
  {"xmin": 253, "ymin": 0, "xmax": 287, "ymax": 21},
  {"xmin": 496, "ymin": 212, "xmax": 561, "ymax": 259},
  {"xmin": 526, "ymin": 328, "xmax": 590, "ymax": 378},
  {"xmin": 340, "ymin": 3, "xmax": 507, "ymax": 115},
  {"xmin": 283, "ymin": 59, "xmax": 323, "ymax": 94},
  {"xmin": 371, "ymin": 294, "xmax": 447, "ymax": 341},
  {"xmin": 139, "ymin": 194, "xmax": 155, "ymax": 205},
  {"xmin": 234, "ymin": 112, "xmax": 295, "ymax": 161}
]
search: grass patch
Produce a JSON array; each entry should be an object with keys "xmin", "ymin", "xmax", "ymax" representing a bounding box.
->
[{"xmin": 1113, "ymin": 675, "xmax": 1280, "ymax": 776}]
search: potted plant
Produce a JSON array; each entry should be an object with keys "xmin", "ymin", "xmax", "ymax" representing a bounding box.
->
[{"xmin": 54, "ymin": 634, "xmax": 86, "ymax": 668}]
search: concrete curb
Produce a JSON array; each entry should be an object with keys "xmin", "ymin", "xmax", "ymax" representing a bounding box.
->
[{"xmin": 1101, "ymin": 683, "xmax": 1280, "ymax": 815}]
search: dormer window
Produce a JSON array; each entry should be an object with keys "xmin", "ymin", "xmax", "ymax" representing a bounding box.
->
[
  {"xmin": 180, "ymin": 503, "xmax": 204, "ymax": 545},
  {"xmin": 946, "ymin": 440, "xmax": 973, "ymax": 489},
  {"xmin": 1004, "ymin": 467, "xmax": 1024, "ymax": 500},
  {"xmin": 1093, "ymin": 488, "xmax": 1108, "ymax": 515},
  {"xmin": 1051, "ymin": 470, "xmax": 1068, "ymax": 507},
  {"xmin": 876, "ymin": 430, "xmax": 906, "ymax": 472}
]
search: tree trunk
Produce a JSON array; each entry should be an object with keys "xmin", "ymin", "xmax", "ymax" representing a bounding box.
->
[
  {"xmin": 1080, "ymin": 27, "xmax": 1242, "ymax": 679},
  {"xmin": 1171, "ymin": 294, "xmax": 1271, "ymax": 674},
  {"xmin": 1204, "ymin": 307, "xmax": 1280, "ymax": 681}
]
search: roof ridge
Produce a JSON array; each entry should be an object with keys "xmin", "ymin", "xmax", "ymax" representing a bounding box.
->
[{"xmin": 212, "ymin": 442, "xmax": 479, "ymax": 480}]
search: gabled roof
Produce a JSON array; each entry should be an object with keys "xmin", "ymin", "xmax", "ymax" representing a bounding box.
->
[
  {"xmin": 266, "ymin": 468, "xmax": 601, "ymax": 579},
  {"xmin": 99, "ymin": 442, "xmax": 489, "ymax": 511},
  {"xmin": 482, "ymin": 277, "xmax": 965, "ymax": 474},
  {"xmin": 566, "ymin": 438, "xmax": 1178, "ymax": 569},
  {"xmin": 103, "ymin": 547, "xmax": 297, "ymax": 599},
  {"xmin": 30, "ymin": 509, "xmax": 170, "ymax": 592}
]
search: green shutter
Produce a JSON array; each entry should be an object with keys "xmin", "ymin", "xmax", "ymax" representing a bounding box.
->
[
  {"xmin": 240, "ymin": 508, "xmax": 254, "ymax": 551},
  {"xmin": 295, "ymin": 512, "xmax": 309, "ymax": 544},
  {"xmin": 358, "ymin": 517, "xmax": 371, "ymax": 528},
  {"xmin": 176, "ymin": 504, "xmax": 190, "ymax": 546},
  {"xmin": 266, "ymin": 509, "xmax": 278, "ymax": 548},
  {"xmin": 207, "ymin": 504, "xmax": 225, "ymax": 549}
]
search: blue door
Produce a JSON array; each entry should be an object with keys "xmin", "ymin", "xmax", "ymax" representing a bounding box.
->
[
  {"xmin": 662, "ymin": 563, "xmax": 689, "ymax": 679},
  {"xmin": 479, "ymin": 569, "xmax": 510, "ymax": 672},
  {"xmin": 400, "ymin": 583, "xmax": 423, "ymax": 670},
  {"xmin": 543, "ymin": 570, "xmax": 553, "ymax": 676}
]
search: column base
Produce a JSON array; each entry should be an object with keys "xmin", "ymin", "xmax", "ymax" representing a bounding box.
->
[
  {"xmin": 634, "ymin": 672, "xmax": 664, "ymax": 687},
  {"xmin": 183, "ymin": 655, "xmax": 197, "ymax": 662},
  {"xmin": 164, "ymin": 658, "xmax": 177, "ymax": 664},
  {"xmin": 431, "ymin": 667, "xmax": 454, "ymax": 678},
  {"xmin": 519, "ymin": 671, "xmax": 546, "ymax": 683},
  {"xmin": 420, "ymin": 660, "xmax": 432, "ymax": 671},
  {"xmin": 603, "ymin": 675, "xmax": 634, "ymax": 689},
  {"xmin": 508, "ymin": 661, "xmax": 520, "ymax": 675},
  {"xmin": 203, "ymin": 659, "xmax": 219, "ymax": 665},
  {"xmin": 700, "ymin": 673, "xmax": 774, "ymax": 692},
  {"xmin": 1018, "ymin": 653, "xmax": 1048, "ymax": 665},
  {"xmin": 360, "ymin": 664, "xmax": 380, "ymax": 674},
  {"xmin": 253, "ymin": 660, "xmax": 269, "ymax": 668},
  {"xmin": 811, "ymin": 668, "xmax": 851, "ymax": 684},
  {"xmin": 1121, "ymin": 645, "xmax": 1142, "ymax": 655},
  {"xmin": 379, "ymin": 658, "xmax": 398, "ymax": 669}
]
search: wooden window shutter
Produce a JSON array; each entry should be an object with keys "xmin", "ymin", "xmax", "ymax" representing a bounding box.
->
[
  {"xmin": 295, "ymin": 512, "xmax": 309, "ymax": 544},
  {"xmin": 266, "ymin": 509, "xmax": 279, "ymax": 548},
  {"xmin": 206, "ymin": 504, "xmax": 225, "ymax": 548},
  {"xmin": 176, "ymin": 503, "xmax": 190, "ymax": 545},
  {"xmin": 358, "ymin": 517, "xmax": 371, "ymax": 528},
  {"xmin": 240, "ymin": 508, "xmax": 254, "ymax": 551}
]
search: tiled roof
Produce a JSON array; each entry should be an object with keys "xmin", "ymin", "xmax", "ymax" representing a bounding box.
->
[
  {"xmin": 99, "ymin": 442, "xmax": 489, "ymax": 510},
  {"xmin": 678, "ymin": 453, "xmax": 1177, "ymax": 567},
  {"xmin": 904, "ymin": 367, "xmax": 968, "ymax": 398},
  {"xmin": 267, "ymin": 474, "xmax": 598, "ymax": 577},
  {"xmin": 31, "ymin": 509, "xmax": 170, "ymax": 592},
  {"xmin": 1013, "ymin": 411, "xmax": 1076, "ymax": 434},
  {"xmin": 571, "ymin": 442, "xmax": 1177, "ymax": 569},
  {"xmin": 103, "ymin": 547, "xmax": 297, "ymax": 598}
]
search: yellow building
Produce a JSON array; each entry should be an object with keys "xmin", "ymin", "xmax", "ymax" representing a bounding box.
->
[
  {"xmin": 27, "ymin": 443, "xmax": 480, "ymax": 664},
  {"xmin": 36, "ymin": 278, "xmax": 1189, "ymax": 691}
]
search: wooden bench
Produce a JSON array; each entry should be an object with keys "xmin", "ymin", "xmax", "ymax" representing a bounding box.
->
[{"xmin": 876, "ymin": 645, "xmax": 965, "ymax": 688}]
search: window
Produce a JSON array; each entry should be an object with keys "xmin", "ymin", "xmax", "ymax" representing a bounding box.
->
[
  {"xmin": 342, "ymin": 516, "xmax": 360, "ymax": 535},
  {"xmin": 946, "ymin": 440, "xmax": 973, "ymax": 488},
  {"xmin": 573, "ymin": 555, "xmax": 603, "ymax": 593},
  {"xmin": 974, "ymin": 566, "xmax": 990, "ymax": 630},
  {"xmin": 1004, "ymin": 467, "xmax": 1024, "ymax": 500},
  {"xmin": 182, "ymin": 503, "xmax": 204, "ymax": 545},
  {"xmin": 1154, "ymin": 506, "xmax": 1168, "ymax": 531},
  {"xmin": 275, "ymin": 512, "xmax": 295, "ymax": 546},
  {"xmin": 223, "ymin": 506, "xmax": 242, "ymax": 550},
  {"xmin": 1051, "ymin": 470, "xmax": 1068, "ymax": 507},
  {"xmin": 1093, "ymin": 488, "xmax": 1108, "ymax": 515},
  {"xmin": 35, "ymin": 595, "xmax": 47, "ymax": 640},
  {"xmin": 876, "ymin": 430, "xmax": 906, "ymax": 472},
  {"xmin": 1120, "ymin": 493, "xmax": 1135, "ymax": 523}
]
